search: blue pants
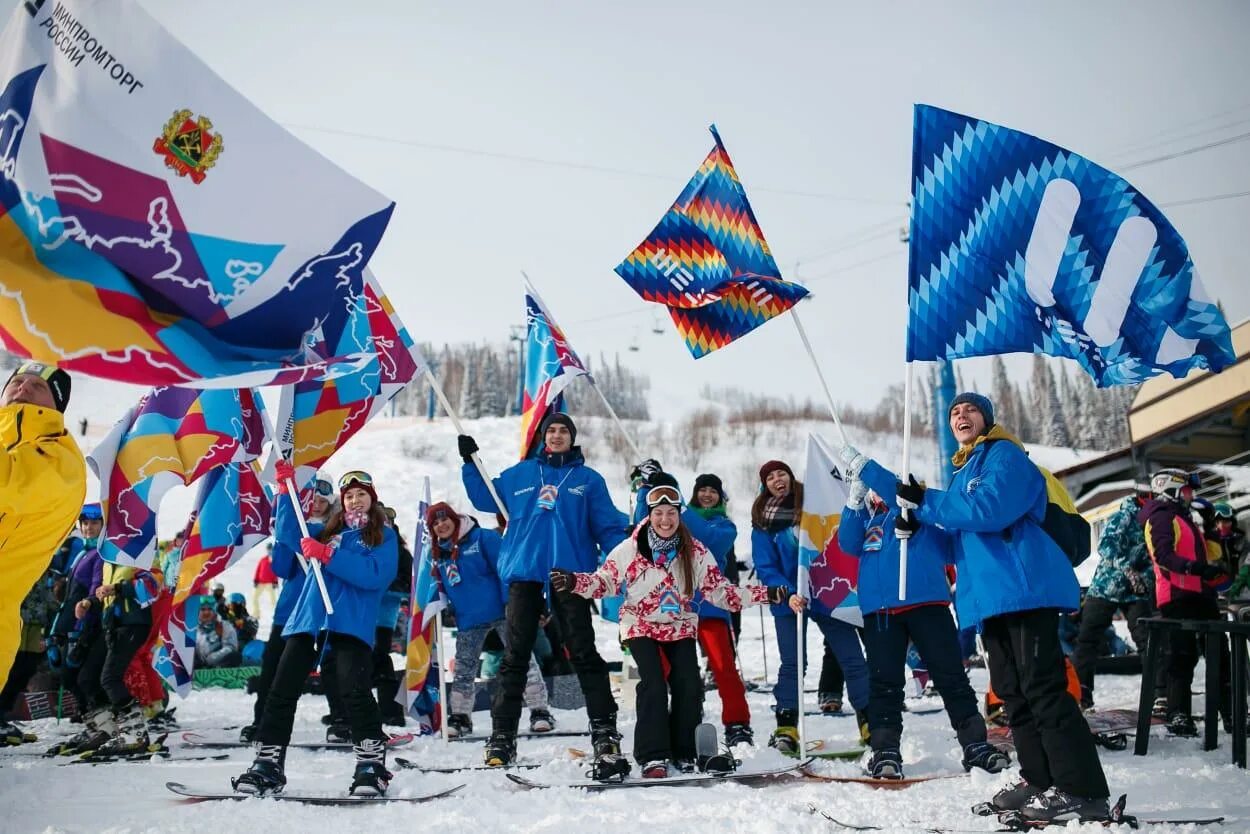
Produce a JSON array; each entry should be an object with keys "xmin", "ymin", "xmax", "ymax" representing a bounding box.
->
[{"xmin": 773, "ymin": 612, "xmax": 868, "ymax": 715}]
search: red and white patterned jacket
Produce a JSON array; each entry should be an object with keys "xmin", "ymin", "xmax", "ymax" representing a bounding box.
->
[{"xmin": 572, "ymin": 527, "xmax": 770, "ymax": 641}]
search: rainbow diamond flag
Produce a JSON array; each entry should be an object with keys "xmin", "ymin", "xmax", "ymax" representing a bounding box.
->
[
  {"xmin": 520, "ymin": 278, "xmax": 590, "ymax": 458},
  {"xmin": 615, "ymin": 125, "xmax": 809, "ymax": 358},
  {"xmin": 87, "ymin": 386, "xmax": 268, "ymax": 569}
]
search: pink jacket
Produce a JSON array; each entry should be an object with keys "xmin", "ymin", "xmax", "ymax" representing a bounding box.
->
[{"xmin": 572, "ymin": 528, "xmax": 769, "ymax": 641}]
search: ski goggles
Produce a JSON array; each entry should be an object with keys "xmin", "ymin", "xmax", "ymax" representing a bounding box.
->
[
  {"xmin": 338, "ymin": 470, "xmax": 374, "ymax": 491},
  {"xmin": 645, "ymin": 485, "xmax": 683, "ymax": 509},
  {"xmin": 313, "ymin": 478, "xmax": 334, "ymax": 498},
  {"xmin": 1213, "ymin": 502, "xmax": 1235, "ymax": 519},
  {"xmin": 79, "ymin": 503, "xmax": 103, "ymax": 521}
]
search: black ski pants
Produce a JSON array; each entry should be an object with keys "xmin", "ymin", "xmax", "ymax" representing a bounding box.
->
[
  {"xmin": 251, "ymin": 624, "xmax": 287, "ymax": 726},
  {"xmin": 258, "ymin": 631, "xmax": 383, "ymax": 747},
  {"xmin": 372, "ymin": 626, "xmax": 403, "ymax": 725},
  {"xmin": 629, "ymin": 637, "xmax": 702, "ymax": 763},
  {"xmin": 819, "ymin": 643, "xmax": 844, "ymax": 699},
  {"xmin": 982, "ymin": 608, "xmax": 1109, "ymax": 799},
  {"xmin": 78, "ymin": 625, "xmax": 147, "ymax": 710},
  {"xmin": 1071, "ymin": 595, "xmax": 1153, "ymax": 706},
  {"xmin": 1159, "ymin": 595, "xmax": 1231, "ymax": 720},
  {"xmin": 862, "ymin": 605, "xmax": 985, "ymax": 751},
  {"xmin": 492, "ymin": 581, "xmax": 616, "ymax": 733}
]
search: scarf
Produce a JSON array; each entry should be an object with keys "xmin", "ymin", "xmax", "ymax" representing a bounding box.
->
[
  {"xmin": 762, "ymin": 493, "xmax": 797, "ymax": 533},
  {"xmin": 646, "ymin": 526, "xmax": 680, "ymax": 567},
  {"xmin": 345, "ymin": 508, "xmax": 369, "ymax": 530},
  {"xmin": 950, "ymin": 423, "xmax": 1026, "ymax": 468},
  {"xmin": 691, "ymin": 503, "xmax": 727, "ymax": 521}
]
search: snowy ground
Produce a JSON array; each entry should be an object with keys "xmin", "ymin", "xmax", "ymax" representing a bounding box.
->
[{"xmin": 2, "ymin": 606, "xmax": 1245, "ymax": 834}]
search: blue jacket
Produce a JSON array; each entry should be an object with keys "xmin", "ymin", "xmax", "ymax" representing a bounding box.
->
[
  {"xmin": 280, "ymin": 517, "xmax": 399, "ymax": 647},
  {"xmin": 916, "ymin": 432, "xmax": 1079, "ymax": 629},
  {"xmin": 271, "ymin": 497, "xmax": 312, "ymax": 628},
  {"xmin": 841, "ymin": 460, "xmax": 954, "ymax": 615},
  {"xmin": 429, "ymin": 518, "xmax": 507, "ymax": 630},
  {"xmin": 376, "ymin": 589, "xmax": 406, "ymax": 632},
  {"xmin": 462, "ymin": 448, "xmax": 628, "ymax": 584},
  {"xmin": 683, "ymin": 508, "xmax": 738, "ymax": 623},
  {"xmin": 752, "ymin": 522, "xmax": 807, "ymax": 618}
]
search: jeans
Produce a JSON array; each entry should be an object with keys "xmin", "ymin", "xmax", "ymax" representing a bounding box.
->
[
  {"xmin": 258, "ymin": 631, "xmax": 383, "ymax": 746},
  {"xmin": 451, "ymin": 619, "xmax": 546, "ymax": 716},
  {"xmin": 982, "ymin": 608, "xmax": 1108, "ymax": 798},
  {"xmin": 492, "ymin": 582, "xmax": 616, "ymax": 733},
  {"xmin": 773, "ymin": 611, "xmax": 868, "ymax": 714},
  {"xmin": 861, "ymin": 605, "xmax": 984, "ymax": 750},
  {"xmin": 629, "ymin": 637, "xmax": 702, "ymax": 762}
]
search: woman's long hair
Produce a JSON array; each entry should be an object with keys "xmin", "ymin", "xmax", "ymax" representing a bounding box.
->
[
  {"xmin": 750, "ymin": 478, "xmax": 804, "ymax": 531},
  {"xmin": 317, "ymin": 503, "xmax": 388, "ymax": 548},
  {"xmin": 640, "ymin": 518, "xmax": 698, "ymax": 598}
]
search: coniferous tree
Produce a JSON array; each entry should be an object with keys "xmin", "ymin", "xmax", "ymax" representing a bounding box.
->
[
  {"xmin": 479, "ymin": 350, "xmax": 505, "ymax": 417},
  {"xmin": 1041, "ymin": 360, "xmax": 1071, "ymax": 447},
  {"xmin": 990, "ymin": 356, "xmax": 1018, "ymax": 435}
]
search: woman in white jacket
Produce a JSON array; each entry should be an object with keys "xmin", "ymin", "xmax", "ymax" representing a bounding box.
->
[{"xmin": 551, "ymin": 474, "xmax": 788, "ymax": 778}]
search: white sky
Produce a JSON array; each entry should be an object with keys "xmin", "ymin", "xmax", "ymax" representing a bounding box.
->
[{"xmin": 6, "ymin": 0, "xmax": 1249, "ymax": 411}]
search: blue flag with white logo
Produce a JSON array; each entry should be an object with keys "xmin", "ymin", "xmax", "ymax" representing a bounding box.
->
[{"xmin": 906, "ymin": 104, "xmax": 1235, "ymax": 386}]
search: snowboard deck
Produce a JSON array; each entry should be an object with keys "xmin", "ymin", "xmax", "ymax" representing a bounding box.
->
[
  {"xmin": 64, "ymin": 751, "xmax": 231, "ymax": 766},
  {"xmin": 801, "ymin": 767, "xmax": 966, "ymax": 789},
  {"xmin": 394, "ymin": 756, "xmax": 544, "ymax": 773},
  {"xmin": 812, "ymin": 800, "xmax": 1225, "ymax": 831},
  {"xmin": 979, "ymin": 794, "xmax": 1225, "ymax": 831},
  {"xmin": 449, "ymin": 729, "xmax": 587, "ymax": 743},
  {"xmin": 180, "ymin": 731, "xmax": 414, "ymax": 751},
  {"xmin": 165, "ymin": 781, "xmax": 464, "ymax": 805},
  {"xmin": 505, "ymin": 759, "xmax": 809, "ymax": 791}
]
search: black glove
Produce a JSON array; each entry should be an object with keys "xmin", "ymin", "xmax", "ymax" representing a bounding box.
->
[
  {"xmin": 629, "ymin": 458, "xmax": 663, "ymax": 486},
  {"xmin": 549, "ymin": 569, "xmax": 574, "ymax": 593},
  {"xmin": 894, "ymin": 513, "xmax": 920, "ymax": 540},
  {"xmin": 766, "ymin": 585, "xmax": 791, "ymax": 605},
  {"xmin": 895, "ymin": 475, "xmax": 926, "ymax": 510},
  {"xmin": 457, "ymin": 434, "xmax": 479, "ymax": 463},
  {"xmin": 1195, "ymin": 561, "xmax": 1227, "ymax": 581}
]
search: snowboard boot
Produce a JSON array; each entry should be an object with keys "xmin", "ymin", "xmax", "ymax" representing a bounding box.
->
[
  {"xmin": 641, "ymin": 760, "xmax": 669, "ymax": 779},
  {"xmin": 769, "ymin": 710, "xmax": 801, "ymax": 755},
  {"xmin": 1166, "ymin": 711, "xmax": 1198, "ymax": 737},
  {"xmin": 529, "ymin": 709, "xmax": 556, "ymax": 733},
  {"xmin": 349, "ymin": 738, "xmax": 393, "ymax": 797},
  {"xmin": 238, "ymin": 724, "xmax": 257, "ymax": 743},
  {"xmin": 326, "ymin": 721, "xmax": 352, "ymax": 744},
  {"xmin": 589, "ymin": 717, "xmax": 631, "ymax": 782},
  {"xmin": 986, "ymin": 778, "xmax": 1044, "ymax": 812},
  {"xmin": 1020, "ymin": 787, "xmax": 1110, "ymax": 823},
  {"xmin": 232, "ymin": 743, "xmax": 287, "ymax": 795},
  {"xmin": 483, "ymin": 730, "xmax": 517, "ymax": 767},
  {"xmin": 724, "ymin": 722, "xmax": 754, "ymax": 747},
  {"xmin": 961, "ymin": 740, "xmax": 1010, "ymax": 773},
  {"xmin": 0, "ymin": 720, "xmax": 34, "ymax": 746},
  {"xmin": 855, "ymin": 709, "xmax": 870, "ymax": 745},
  {"xmin": 817, "ymin": 693, "xmax": 843, "ymax": 715},
  {"xmin": 866, "ymin": 748, "xmax": 904, "ymax": 780},
  {"xmin": 95, "ymin": 702, "xmax": 150, "ymax": 757},
  {"xmin": 447, "ymin": 713, "xmax": 473, "ymax": 738}
]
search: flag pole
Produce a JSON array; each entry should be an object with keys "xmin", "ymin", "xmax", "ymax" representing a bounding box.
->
[
  {"xmin": 796, "ymin": 563, "xmax": 807, "ymax": 759},
  {"xmin": 588, "ymin": 382, "xmax": 644, "ymax": 461},
  {"xmin": 790, "ymin": 308, "xmax": 850, "ymax": 447},
  {"xmin": 435, "ymin": 615, "xmax": 450, "ymax": 743},
  {"xmin": 898, "ymin": 361, "xmax": 914, "ymax": 601},
  {"xmin": 423, "ymin": 367, "xmax": 511, "ymax": 523}
]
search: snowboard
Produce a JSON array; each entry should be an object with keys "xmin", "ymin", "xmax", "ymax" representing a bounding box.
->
[
  {"xmin": 978, "ymin": 793, "xmax": 1225, "ymax": 831},
  {"xmin": 64, "ymin": 752, "xmax": 231, "ymax": 766},
  {"xmin": 987, "ymin": 709, "xmax": 1161, "ymax": 751},
  {"xmin": 781, "ymin": 739, "xmax": 863, "ymax": 761},
  {"xmin": 180, "ymin": 731, "xmax": 414, "ymax": 751},
  {"xmin": 505, "ymin": 759, "xmax": 809, "ymax": 791},
  {"xmin": 449, "ymin": 729, "xmax": 586, "ymax": 743},
  {"xmin": 810, "ymin": 802, "xmax": 1224, "ymax": 832},
  {"xmin": 800, "ymin": 768, "xmax": 966, "ymax": 789},
  {"xmin": 394, "ymin": 756, "xmax": 544, "ymax": 773},
  {"xmin": 165, "ymin": 781, "xmax": 464, "ymax": 805}
]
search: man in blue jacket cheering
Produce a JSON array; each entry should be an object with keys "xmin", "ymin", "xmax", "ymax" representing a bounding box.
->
[
  {"xmin": 459, "ymin": 414, "xmax": 629, "ymax": 776},
  {"xmin": 840, "ymin": 392, "xmax": 1109, "ymax": 823}
]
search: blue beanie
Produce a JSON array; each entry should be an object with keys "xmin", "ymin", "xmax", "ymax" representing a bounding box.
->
[{"xmin": 948, "ymin": 392, "xmax": 995, "ymax": 429}]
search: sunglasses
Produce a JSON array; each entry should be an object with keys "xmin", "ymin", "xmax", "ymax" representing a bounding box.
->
[
  {"xmin": 338, "ymin": 470, "xmax": 374, "ymax": 490},
  {"xmin": 645, "ymin": 485, "xmax": 683, "ymax": 509},
  {"xmin": 313, "ymin": 478, "xmax": 334, "ymax": 497}
]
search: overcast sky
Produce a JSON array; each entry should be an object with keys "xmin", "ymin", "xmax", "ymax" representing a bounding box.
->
[{"xmin": 6, "ymin": 0, "xmax": 1248, "ymax": 415}]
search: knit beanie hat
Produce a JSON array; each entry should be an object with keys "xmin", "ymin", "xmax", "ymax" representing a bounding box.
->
[
  {"xmin": 540, "ymin": 413, "xmax": 577, "ymax": 445},
  {"xmin": 948, "ymin": 392, "xmax": 995, "ymax": 429},
  {"xmin": 6, "ymin": 361, "xmax": 71, "ymax": 412},
  {"xmin": 692, "ymin": 473, "xmax": 726, "ymax": 505},
  {"xmin": 758, "ymin": 460, "xmax": 795, "ymax": 485},
  {"xmin": 425, "ymin": 501, "xmax": 460, "ymax": 534}
]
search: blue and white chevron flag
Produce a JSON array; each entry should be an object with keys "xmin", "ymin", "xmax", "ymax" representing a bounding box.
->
[{"xmin": 906, "ymin": 104, "xmax": 1235, "ymax": 386}]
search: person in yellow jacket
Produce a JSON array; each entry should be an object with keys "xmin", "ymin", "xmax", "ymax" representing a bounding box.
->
[{"xmin": 0, "ymin": 362, "xmax": 85, "ymax": 682}]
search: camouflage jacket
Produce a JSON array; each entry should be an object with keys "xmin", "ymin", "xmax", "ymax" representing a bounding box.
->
[{"xmin": 1088, "ymin": 497, "xmax": 1154, "ymax": 603}]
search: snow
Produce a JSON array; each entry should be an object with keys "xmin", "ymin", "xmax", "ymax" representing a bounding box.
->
[{"xmin": 17, "ymin": 383, "xmax": 1242, "ymax": 832}]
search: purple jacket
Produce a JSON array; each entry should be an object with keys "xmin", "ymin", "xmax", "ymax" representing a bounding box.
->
[{"xmin": 51, "ymin": 546, "xmax": 103, "ymax": 635}]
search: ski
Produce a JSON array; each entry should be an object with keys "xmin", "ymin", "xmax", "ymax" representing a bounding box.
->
[
  {"xmin": 394, "ymin": 756, "xmax": 544, "ymax": 773},
  {"xmin": 980, "ymin": 795, "xmax": 1225, "ymax": 831},
  {"xmin": 449, "ymin": 729, "xmax": 587, "ymax": 743},
  {"xmin": 180, "ymin": 731, "xmax": 414, "ymax": 751},
  {"xmin": 165, "ymin": 781, "xmax": 464, "ymax": 805},
  {"xmin": 505, "ymin": 759, "xmax": 808, "ymax": 791},
  {"xmin": 810, "ymin": 802, "xmax": 1224, "ymax": 832},
  {"xmin": 71, "ymin": 733, "xmax": 170, "ymax": 763}
]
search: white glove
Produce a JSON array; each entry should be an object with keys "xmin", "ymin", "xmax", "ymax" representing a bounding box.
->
[
  {"xmin": 846, "ymin": 478, "xmax": 868, "ymax": 510},
  {"xmin": 836, "ymin": 443, "xmax": 868, "ymax": 479}
]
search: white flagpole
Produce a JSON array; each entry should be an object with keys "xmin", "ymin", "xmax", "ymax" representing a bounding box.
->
[
  {"xmin": 898, "ymin": 361, "xmax": 915, "ymax": 601},
  {"xmin": 790, "ymin": 308, "xmax": 851, "ymax": 448},
  {"xmin": 424, "ymin": 367, "xmax": 510, "ymax": 523},
  {"xmin": 435, "ymin": 615, "xmax": 450, "ymax": 743},
  {"xmin": 796, "ymin": 564, "xmax": 807, "ymax": 758}
]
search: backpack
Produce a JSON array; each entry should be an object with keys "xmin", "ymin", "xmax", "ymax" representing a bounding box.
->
[{"xmin": 1037, "ymin": 465, "xmax": 1092, "ymax": 567}]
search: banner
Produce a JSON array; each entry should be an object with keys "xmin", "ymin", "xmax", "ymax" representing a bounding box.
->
[
  {"xmin": 798, "ymin": 433, "xmax": 861, "ymax": 626},
  {"xmin": 401, "ymin": 476, "xmax": 445, "ymax": 732},
  {"xmin": 520, "ymin": 278, "xmax": 589, "ymax": 458}
]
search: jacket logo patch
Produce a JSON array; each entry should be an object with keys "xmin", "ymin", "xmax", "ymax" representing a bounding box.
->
[
  {"xmin": 462, "ymin": 544, "xmax": 479, "ymax": 555},
  {"xmin": 513, "ymin": 486, "xmax": 535, "ymax": 495},
  {"xmin": 568, "ymin": 485, "xmax": 587, "ymax": 496},
  {"xmin": 965, "ymin": 477, "xmax": 982, "ymax": 494}
]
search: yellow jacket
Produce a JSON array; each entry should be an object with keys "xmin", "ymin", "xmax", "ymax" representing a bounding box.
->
[{"xmin": 0, "ymin": 403, "xmax": 85, "ymax": 675}]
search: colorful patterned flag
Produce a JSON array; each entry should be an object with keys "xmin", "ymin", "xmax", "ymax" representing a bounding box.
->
[
  {"xmin": 87, "ymin": 386, "xmax": 267, "ymax": 568},
  {"xmin": 907, "ymin": 104, "xmax": 1235, "ymax": 385},
  {"xmin": 401, "ymin": 477, "xmax": 445, "ymax": 732},
  {"xmin": 0, "ymin": 0, "xmax": 395, "ymax": 387},
  {"xmin": 157, "ymin": 460, "xmax": 272, "ymax": 696},
  {"xmin": 615, "ymin": 125, "xmax": 809, "ymax": 358},
  {"xmin": 520, "ymin": 278, "xmax": 590, "ymax": 458},
  {"xmin": 798, "ymin": 434, "xmax": 862, "ymax": 627}
]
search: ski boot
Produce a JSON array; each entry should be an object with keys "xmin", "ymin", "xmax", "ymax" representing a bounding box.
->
[
  {"xmin": 971, "ymin": 778, "xmax": 1043, "ymax": 815},
  {"xmin": 724, "ymin": 722, "xmax": 754, "ymax": 747},
  {"xmin": 768, "ymin": 710, "xmax": 800, "ymax": 756},
  {"xmin": 1166, "ymin": 712, "xmax": 1198, "ymax": 737},
  {"xmin": 588, "ymin": 717, "xmax": 631, "ymax": 782},
  {"xmin": 146, "ymin": 706, "xmax": 178, "ymax": 734},
  {"xmin": 0, "ymin": 720, "xmax": 34, "ymax": 746},
  {"xmin": 349, "ymin": 738, "xmax": 393, "ymax": 797},
  {"xmin": 817, "ymin": 692, "xmax": 843, "ymax": 715},
  {"xmin": 447, "ymin": 713, "xmax": 473, "ymax": 738},
  {"xmin": 866, "ymin": 748, "xmax": 904, "ymax": 780},
  {"xmin": 326, "ymin": 721, "xmax": 352, "ymax": 744},
  {"xmin": 641, "ymin": 760, "xmax": 669, "ymax": 779},
  {"xmin": 1018, "ymin": 787, "xmax": 1110, "ymax": 823},
  {"xmin": 232, "ymin": 743, "xmax": 287, "ymax": 795},
  {"xmin": 238, "ymin": 724, "xmax": 257, "ymax": 743},
  {"xmin": 58, "ymin": 708, "xmax": 117, "ymax": 756},
  {"xmin": 961, "ymin": 740, "xmax": 1011, "ymax": 774},
  {"xmin": 94, "ymin": 702, "xmax": 150, "ymax": 757},
  {"xmin": 483, "ymin": 730, "xmax": 516, "ymax": 767},
  {"xmin": 529, "ymin": 709, "xmax": 556, "ymax": 733}
]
